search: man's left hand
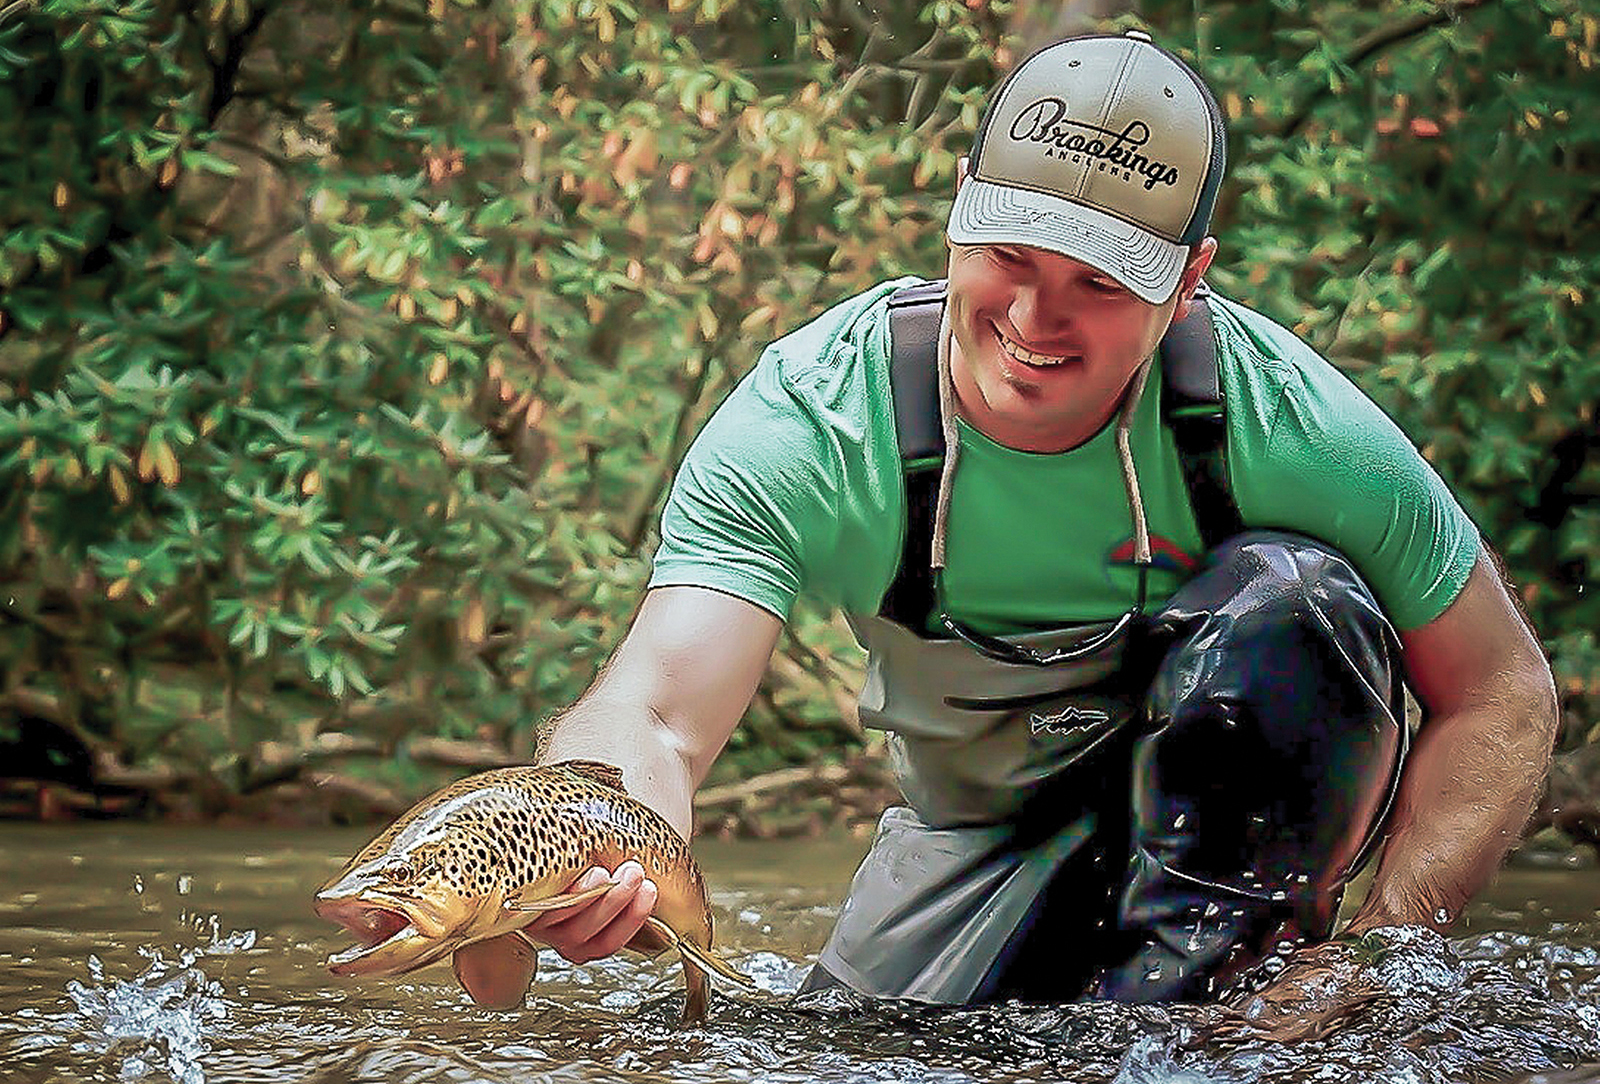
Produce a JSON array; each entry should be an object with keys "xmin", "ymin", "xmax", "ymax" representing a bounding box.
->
[{"xmin": 1192, "ymin": 940, "xmax": 1383, "ymax": 1046}]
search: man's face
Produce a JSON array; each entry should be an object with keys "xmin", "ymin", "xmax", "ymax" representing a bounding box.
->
[{"xmin": 945, "ymin": 240, "xmax": 1213, "ymax": 453}]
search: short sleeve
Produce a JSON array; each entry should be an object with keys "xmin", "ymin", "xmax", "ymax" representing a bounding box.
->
[
  {"xmin": 1218, "ymin": 301, "xmax": 1481, "ymax": 631},
  {"xmin": 649, "ymin": 360, "xmax": 849, "ymax": 620},
  {"xmin": 648, "ymin": 281, "xmax": 912, "ymax": 621}
]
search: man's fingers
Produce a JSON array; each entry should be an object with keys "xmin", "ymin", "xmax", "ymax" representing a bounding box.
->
[
  {"xmin": 550, "ymin": 861, "xmax": 645, "ymax": 942},
  {"xmin": 521, "ymin": 866, "xmax": 613, "ymax": 933},
  {"xmin": 580, "ymin": 875, "xmax": 659, "ymax": 959},
  {"xmin": 521, "ymin": 862, "xmax": 658, "ymax": 962}
]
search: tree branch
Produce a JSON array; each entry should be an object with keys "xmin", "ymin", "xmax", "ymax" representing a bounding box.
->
[
  {"xmin": 1278, "ymin": 0, "xmax": 1495, "ymax": 141},
  {"xmin": 206, "ymin": 2, "xmax": 274, "ymax": 125}
]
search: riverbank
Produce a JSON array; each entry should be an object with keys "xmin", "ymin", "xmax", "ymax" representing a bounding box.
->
[{"xmin": 3, "ymin": 729, "xmax": 1597, "ymax": 871}]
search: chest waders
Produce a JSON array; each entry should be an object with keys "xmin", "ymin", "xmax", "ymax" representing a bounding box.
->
[{"xmin": 804, "ymin": 282, "xmax": 1409, "ymax": 1005}]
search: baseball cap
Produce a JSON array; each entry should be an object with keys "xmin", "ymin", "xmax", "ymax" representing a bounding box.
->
[{"xmin": 947, "ymin": 29, "xmax": 1227, "ymax": 304}]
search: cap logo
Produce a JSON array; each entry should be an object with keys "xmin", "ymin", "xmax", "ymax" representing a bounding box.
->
[{"xmin": 1006, "ymin": 97, "xmax": 1181, "ymax": 192}]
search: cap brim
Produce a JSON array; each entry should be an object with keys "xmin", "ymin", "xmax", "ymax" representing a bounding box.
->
[{"xmin": 948, "ymin": 179, "xmax": 1187, "ymax": 305}]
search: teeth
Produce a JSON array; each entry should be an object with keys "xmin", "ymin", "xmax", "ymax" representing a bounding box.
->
[{"xmin": 999, "ymin": 333, "xmax": 1073, "ymax": 367}]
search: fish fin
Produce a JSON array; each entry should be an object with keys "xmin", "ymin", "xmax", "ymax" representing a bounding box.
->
[
  {"xmin": 643, "ymin": 915, "xmax": 757, "ymax": 991},
  {"xmin": 503, "ymin": 883, "xmax": 611, "ymax": 913},
  {"xmin": 550, "ymin": 759, "xmax": 627, "ymax": 790},
  {"xmin": 623, "ymin": 922, "xmax": 672, "ymax": 958},
  {"xmin": 451, "ymin": 932, "xmax": 538, "ymax": 1011},
  {"xmin": 681, "ymin": 962, "xmax": 709, "ymax": 1026}
]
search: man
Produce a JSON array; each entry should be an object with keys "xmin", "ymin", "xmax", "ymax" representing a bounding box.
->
[{"xmin": 530, "ymin": 30, "xmax": 1557, "ymax": 1036}]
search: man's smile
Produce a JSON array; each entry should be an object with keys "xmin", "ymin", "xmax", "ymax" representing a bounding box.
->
[{"xmin": 996, "ymin": 328, "xmax": 1082, "ymax": 370}]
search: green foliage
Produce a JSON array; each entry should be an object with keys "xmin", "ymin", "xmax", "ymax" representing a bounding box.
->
[
  {"xmin": 0, "ymin": 0, "xmax": 1004, "ymax": 803},
  {"xmin": 0, "ymin": 0, "xmax": 1594, "ymax": 813},
  {"xmin": 1148, "ymin": 0, "xmax": 1598, "ymax": 740}
]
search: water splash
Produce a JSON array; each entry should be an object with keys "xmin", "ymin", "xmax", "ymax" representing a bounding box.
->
[
  {"xmin": 1106, "ymin": 924, "xmax": 1600, "ymax": 1084},
  {"xmin": 59, "ymin": 917, "xmax": 258, "ymax": 1084},
  {"xmin": 737, "ymin": 950, "xmax": 812, "ymax": 995}
]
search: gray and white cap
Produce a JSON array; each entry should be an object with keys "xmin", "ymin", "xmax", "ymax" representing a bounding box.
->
[{"xmin": 947, "ymin": 30, "xmax": 1227, "ymax": 304}]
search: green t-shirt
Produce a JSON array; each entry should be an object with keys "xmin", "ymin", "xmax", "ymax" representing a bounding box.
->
[{"xmin": 649, "ymin": 278, "xmax": 1479, "ymax": 634}]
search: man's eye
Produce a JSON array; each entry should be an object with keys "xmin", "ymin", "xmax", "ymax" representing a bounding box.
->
[
  {"xmin": 990, "ymin": 247, "xmax": 1025, "ymax": 266},
  {"xmin": 1087, "ymin": 277, "xmax": 1128, "ymax": 296}
]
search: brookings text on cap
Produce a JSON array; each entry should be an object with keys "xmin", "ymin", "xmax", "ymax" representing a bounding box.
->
[{"xmin": 947, "ymin": 29, "xmax": 1227, "ymax": 304}]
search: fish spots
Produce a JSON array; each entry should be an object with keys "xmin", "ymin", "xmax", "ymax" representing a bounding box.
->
[{"xmin": 329, "ymin": 764, "xmax": 696, "ymax": 912}]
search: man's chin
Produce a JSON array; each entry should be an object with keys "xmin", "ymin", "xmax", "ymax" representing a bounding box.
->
[{"xmin": 994, "ymin": 347, "xmax": 1087, "ymax": 394}]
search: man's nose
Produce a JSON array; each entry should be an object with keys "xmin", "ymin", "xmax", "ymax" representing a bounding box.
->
[{"xmin": 1009, "ymin": 281, "xmax": 1075, "ymax": 340}]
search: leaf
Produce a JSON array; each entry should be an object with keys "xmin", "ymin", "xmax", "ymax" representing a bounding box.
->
[{"xmin": 181, "ymin": 149, "xmax": 241, "ymax": 177}]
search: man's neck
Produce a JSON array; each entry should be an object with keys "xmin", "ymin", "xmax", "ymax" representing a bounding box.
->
[{"xmin": 950, "ymin": 346, "xmax": 1148, "ymax": 454}]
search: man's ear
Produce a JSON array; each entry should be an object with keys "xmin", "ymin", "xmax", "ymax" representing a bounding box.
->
[{"xmin": 1172, "ymin": 237, "xmax": 1218, "ymax": 319}]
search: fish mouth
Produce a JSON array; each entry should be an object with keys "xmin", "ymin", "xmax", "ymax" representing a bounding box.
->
[{"xmin": 315, "ymin": 893, "xmax": 450, "ymax": 976}]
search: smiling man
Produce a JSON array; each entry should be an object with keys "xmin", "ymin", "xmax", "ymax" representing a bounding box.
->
[{"xmin": 531, "ymin": 30, "xmax": 1558, "ymax": 1033}]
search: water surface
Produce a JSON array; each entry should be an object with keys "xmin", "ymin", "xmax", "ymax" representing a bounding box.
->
[{"xmin": 2, "ymin": 825, "xmax": 1598, "ymax": 1083}]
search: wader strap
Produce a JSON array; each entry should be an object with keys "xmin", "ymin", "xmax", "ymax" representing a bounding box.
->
[
  {"xmin": 1159, "ymin": 285, "xmax": 1246, "ymax": 550},
  {"xmin": 880, "ymin": 279, "xmax": 1245, "ymax": 626},
  {"xmin": 886, "ymin": 280, "xmax": 949, "ymax": 465}
]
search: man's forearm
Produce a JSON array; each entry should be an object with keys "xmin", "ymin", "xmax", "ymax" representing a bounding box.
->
[
  {"xmin": 536, "ymin": 695, "xmax": 701, "ymax": 838},
  {"xmin": 1345, "ymin": 684, "xmax": 1558, "ymax": 933},
  {"xmin": 532, "ymin": 586, "xmax": 780, "ymax": 841}
]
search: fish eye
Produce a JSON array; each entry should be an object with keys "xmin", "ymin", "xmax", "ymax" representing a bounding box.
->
[{"xmin": 384, "ymin": 862, "xmax": 414, "ymax": 883}]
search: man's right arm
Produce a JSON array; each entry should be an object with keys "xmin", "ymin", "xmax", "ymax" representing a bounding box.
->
[{"xmin": 525, "ymin": 584, "xmax": 783, "ymax": 962}]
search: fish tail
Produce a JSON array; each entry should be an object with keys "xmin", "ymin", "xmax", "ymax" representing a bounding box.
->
[{"xmin": 680, "ymin": 962, "xmax": 709, "ymax": 1025}]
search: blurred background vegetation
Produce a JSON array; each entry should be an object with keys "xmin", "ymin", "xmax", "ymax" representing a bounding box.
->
[{"xmin": 0, "ymin": 0, "xmax": 1595, "ymax": 839}]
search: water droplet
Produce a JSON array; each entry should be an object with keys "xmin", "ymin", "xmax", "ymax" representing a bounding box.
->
[{"xmin": 176, "ymin": 876, "xmax": 193, "ymax": 896}]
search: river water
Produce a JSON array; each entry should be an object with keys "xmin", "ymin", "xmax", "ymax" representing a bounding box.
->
[{"xmin": 1, "ymin": 825, "xmax": 1597, "ymax": 1084}]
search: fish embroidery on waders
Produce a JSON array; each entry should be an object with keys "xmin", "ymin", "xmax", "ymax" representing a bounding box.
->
[{"xmin": 1028, "ymin": 705, "xmax": 1111, "ymax": 738}]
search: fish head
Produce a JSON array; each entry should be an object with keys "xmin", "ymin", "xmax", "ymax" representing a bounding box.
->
[{"xmin": 315, "ymin": 830, "xmax": 483, "ymax": 977}]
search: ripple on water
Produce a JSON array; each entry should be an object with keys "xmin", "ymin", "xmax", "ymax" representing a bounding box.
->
[
  {"xmin": 2, "ymin": 836, "xmax": 1599, "ymax": 1084},
  {"xmin": 21, "ymin": 921, "xmax": 1600, "ymax": 1084}
]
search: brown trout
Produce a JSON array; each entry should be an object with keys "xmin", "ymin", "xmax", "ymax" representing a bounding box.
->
[{"xmin": 314, "ymin": 760, "xmax": 753, "ymax": 1024}]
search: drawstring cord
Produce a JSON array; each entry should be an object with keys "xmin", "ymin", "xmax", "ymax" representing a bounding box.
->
[
  {"xmin": 930, "ymin": 319, "xmax": 1155, "ymax": 604},
  {"xmin": 931, "ymin": 307, "xmax": 961, "ymax": 571},
  {"xmin": 1116, "ymin": 355, "xmax": 1154, "ymax": 567}
]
